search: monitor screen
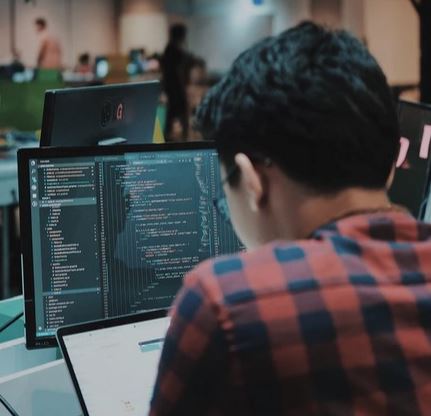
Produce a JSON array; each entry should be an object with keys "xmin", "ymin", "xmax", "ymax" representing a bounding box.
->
[
  {"xmin": 40, "ymin": 81, "xmax": 160, "ymax": 147},
  {"xmin": 422, "ymin": 191, "xmax": 431, "ymax": 222},
  {"xmin": 95, "ymin": 56, "xmax": 109, "ymax": 79},
  {"xmin": 19, "ymin": 143, "xmax": 243, "ymax": 348},
  {"xmin": 389, "ymin": 100, "xmax": 431, "ymax": 217},
  {"xmin": 128, "ymin": 49, "xmax": 145, "ymax": 76},
  {"xmin": 58, "ymin": 313, "xmax": 170, "ymax": 416}
]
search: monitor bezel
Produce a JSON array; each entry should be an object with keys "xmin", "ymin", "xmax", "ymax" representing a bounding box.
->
[
  {"xmin": 18, "ymin": 141, "xmax": 215, "ymax": 349},
  {"xmin": 40, "ymin": 80, "xmax": 161, "ymax": 147},
  {"xmin": 398, "ymin": 99, "xmax": 431, "ymax": 113},
  {"xmin": 56, "ymin": 308, "xmax": 168, "ymax": 416}
]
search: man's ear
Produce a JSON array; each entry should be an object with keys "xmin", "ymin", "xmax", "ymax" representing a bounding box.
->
[
  {"xmin": 234, "ymin": 153, "xmax": 264, "ymax": 212},
  {"xmin": 386, "ymin": 163, "xmax": 396, "ymax": 190}
]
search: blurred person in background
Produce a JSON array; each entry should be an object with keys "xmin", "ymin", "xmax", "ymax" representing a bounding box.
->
[
  {"xmin": 9, "ymin": 50, "xmax": 24, "ymax": 75},
  {"xmin": 35, "ymin": 17, "xmax": 62, "ymax": 69},
  {"xmin": 187, "ymin": 58, "xmax": 208, "ymax": 140},
  {"xmin": 162, "ymin": 23, "xmax": 194, "ymax": 141},
  {"xmin": 133, "ymin": 48, "xmax": 148, "ymax": 73},
  {"xmin": 75, "ymin": 53, "xmax": 93, "ymax": 75}
]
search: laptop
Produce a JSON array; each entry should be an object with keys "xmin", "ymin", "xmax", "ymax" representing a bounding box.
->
[
  {"xmin": 57, "ymin": 309, "xmax": 170, "ymax": 416},
  {"xmin": 389, "ymin": 100, "xmax": 431, "ymax": 217}
]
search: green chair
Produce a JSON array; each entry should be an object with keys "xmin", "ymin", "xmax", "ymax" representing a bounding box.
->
[{"xmin": 0, "ymin": 79, "xmax": 64, "ymax": 131}]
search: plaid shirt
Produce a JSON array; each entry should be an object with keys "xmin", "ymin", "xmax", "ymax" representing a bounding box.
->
[{"xmin": 150, "ymin": 211, "xmax": 431, "ymax": 415}]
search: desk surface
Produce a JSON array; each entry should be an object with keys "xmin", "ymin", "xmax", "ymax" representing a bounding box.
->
[{"xmin": 0, "ymin": 295, "xmax": 24, "ymax": 344}]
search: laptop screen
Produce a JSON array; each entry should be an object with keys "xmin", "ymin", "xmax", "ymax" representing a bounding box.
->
[
  {"xmin": 19, "ymin": 143, "xmax": 244, "ymax": 348},
  {"xmin": 389, "ymin": 100, "xmax": 431, "ymax": 217},
  {"xmin": 60, "ymin": 315, "xmax": 170, "ymax": 416}
]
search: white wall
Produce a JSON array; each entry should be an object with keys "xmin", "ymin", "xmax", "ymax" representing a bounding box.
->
[
  {"xmin": 1, "ymin": 0, "xmax": 117, "ymax": 68},
  {"xmin": 187, "ymin": 0, "xmax": 298, "ymax": 72},
  {"xmin": 189, "ymin": 14, "xmax": 273, "ymax": 72},
  {"xmin": 70, "ymin": 0, "xmax": 117, "ymax": 63},
  {"xmin": 120, "ymin": 14, "xmax": 169, "ymax": 54},
  {"xmin": 122, "ymin": 0, "xmax": 165, "ymax": 13},
  {"xmin": 311, "ymin": 0, "xmax": 341, "ymax": 28},
  {"xmin": 342, "ymin": 0, "xmax": 365, "ymax": 39},
  {"xmin": 0, "ymin": 1, "xmax": 11, "ymax": 63},
  {"xmin": 191, "ymin": 0, "xmax": 273, "ymax": 16},
  {"xmin": 272, "ymin": 0, "xmax": 311, "ymax": 34},
  {"xmin": 119, "ymin": 0, "xmax": 169, "ymax": 55},
  {"xmin": 364, "ymin": 0, "xmax": 419, "ymax": 85}
]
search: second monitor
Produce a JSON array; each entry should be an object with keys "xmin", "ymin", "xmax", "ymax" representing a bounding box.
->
[{"xmin": 40, "ymin": 81, "xmax": 161, "ymax": 147}]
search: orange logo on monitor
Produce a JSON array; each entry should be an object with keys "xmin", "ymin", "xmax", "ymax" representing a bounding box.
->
[{"xmin": 116, "ymin": 103, "xmax": 124, "ymax": 121}]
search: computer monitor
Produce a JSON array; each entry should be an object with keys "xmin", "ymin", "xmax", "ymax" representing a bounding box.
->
[
  {"xmin": 128, "ymin": 49, "xmax": 145, "ymax": 76},
  {"xmin": 18, "ymin": 142, "xmax": 244, "ymax": 348},
  {"xmin": 40, "ymin": 81, "xmax": 160, "ymax": 147},
  {"xmin": 94, "ymin": 56, "xmax": 109, "ymax": 79},
  {"xmin": 389, "ymin": 100, "xmax": 431, "ymax": 217}
]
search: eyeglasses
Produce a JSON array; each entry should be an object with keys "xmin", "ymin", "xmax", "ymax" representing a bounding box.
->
[
  {"xmin": 213, "ymin": 157, "xmax": 272, "ymax": 223},
  {"xmin": 213, "ymin": 165, "xmax": 238, "ymax": 222}
]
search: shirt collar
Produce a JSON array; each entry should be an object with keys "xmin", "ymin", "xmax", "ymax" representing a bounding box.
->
[{"xmin": 309, "ymin": 210, "xmax": 431, "ymax": 243}]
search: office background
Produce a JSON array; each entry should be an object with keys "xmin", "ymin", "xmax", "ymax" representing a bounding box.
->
[
  {"xmin": 0, "ymin": 0, "xmax": 420, "ymax": 87},
  {"xmin": 0, "ymin": 0, "xmax": 424, "ymax": 299}
]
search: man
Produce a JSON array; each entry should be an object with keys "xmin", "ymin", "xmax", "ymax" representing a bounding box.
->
[
  {"xmin": 34, "ymin": 17, "xmax": 62, "ymax": 69},
  {"xmin": 162, "ymin": 24, "xmax": 193, "ymax": 141},
  {"xmin": 150, "ymin": 22, "xmax": 431, "ymax": 415},
  {"xmin": 74, "ymin": 53, "xmax": 93, "ymax": 75}
]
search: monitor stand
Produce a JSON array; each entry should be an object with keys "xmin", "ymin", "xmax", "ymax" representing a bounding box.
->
[{"xmin": 97, "ymin": 137, "xmax": 127, "ymax": 146}]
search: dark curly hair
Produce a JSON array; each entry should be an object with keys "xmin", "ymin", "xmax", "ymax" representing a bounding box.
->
[
  {"xmin": 35, "ymin": 17, "xmax": 47, "ymax": 29},
  {"xmin": 195, "ymin": 21, "xmax": 399, "ymax": 193}
]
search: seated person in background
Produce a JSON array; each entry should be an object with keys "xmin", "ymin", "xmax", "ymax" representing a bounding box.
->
[
  {"xmin": 75, "ymin": 53, "xmax": 93, "ymax": 75},
  {"xmin": 10, "ymin": 51, "xmax": 25, "ymax": 74},
  {"xmin": 34, "ymin": 17, "xmax": 62, "ymax": 69},
  {"xmin": 150, "ymin": 22, "xmax": 431, "ymax": 415},
  {"xmin": 0, "ymin": 52, "xmax": 24, "ymax": 80},
  {"xmin": 146, "ymin": 53, "xmax": 162, "ymax": 72}
]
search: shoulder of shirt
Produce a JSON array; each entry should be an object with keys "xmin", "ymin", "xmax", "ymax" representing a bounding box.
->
[
  {"xmin": 181, "ymin": 212, "xmax": 431, "ymax": 308},
  {"xmin": 192, "ymin": 239, "xmax": 320, "ymax": 274},
  {"xmin": 188, "ymin": 213, "xmax": 431, "ymax": 286},
  {"xmin": 183, "ymin": 239, "xmax": 324, "ymax": 303}
]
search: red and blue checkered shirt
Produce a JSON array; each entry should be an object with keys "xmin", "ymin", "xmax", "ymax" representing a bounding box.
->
[{"xmin": 149, "ymin": 211, "xmax": 431, "ymax": 415}]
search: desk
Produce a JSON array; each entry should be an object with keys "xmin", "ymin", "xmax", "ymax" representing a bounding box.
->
[
  {"xmin": 0, "ymin": 357, "xmax": 81, "ymax": 416},
  {"xmin": 0, "ymin": 297, "xmax": 81, "ymax": 416},
  {"xmin": 0, "ymin": 296, "xmax": 23, "ymax": 344}
]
